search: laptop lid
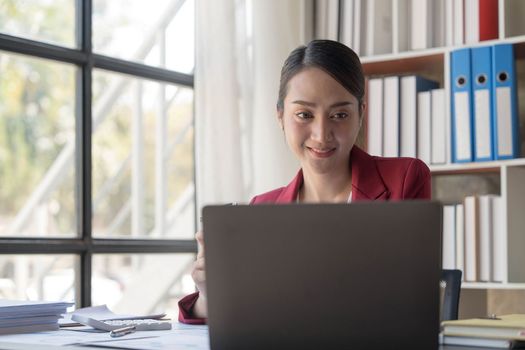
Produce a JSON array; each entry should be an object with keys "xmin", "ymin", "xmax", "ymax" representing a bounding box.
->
[{"xmin": 203, "ymin": 201, "xmax": 442, "ymax": 350}]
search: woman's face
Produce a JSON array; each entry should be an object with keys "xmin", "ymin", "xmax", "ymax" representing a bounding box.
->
[{"xmin": 279, "ymin": 67, "xmax": 362, "ymax": 176}]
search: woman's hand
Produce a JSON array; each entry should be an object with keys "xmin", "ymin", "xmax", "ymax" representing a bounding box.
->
[{"xmin": 191, "ymin": 230, "xmax": 208, "ymax": 318}]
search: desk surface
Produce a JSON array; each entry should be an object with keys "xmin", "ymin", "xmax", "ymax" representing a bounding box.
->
[{"xmin": 0, "ymin": 326, "xmax": 499, "ymax": 350}]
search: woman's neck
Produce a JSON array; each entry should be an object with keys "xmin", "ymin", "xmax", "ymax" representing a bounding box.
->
[{"xmin": 299, "ymin": 166, "xmax": 352, "ymax": 203}]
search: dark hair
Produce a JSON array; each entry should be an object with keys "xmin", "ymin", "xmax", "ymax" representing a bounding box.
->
[{"xmin": 276, "ymin": 40, "xmax": 365, "ymax": 113}]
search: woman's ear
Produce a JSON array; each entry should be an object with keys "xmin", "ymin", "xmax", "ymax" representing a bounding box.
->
[
  {"xmin": 277, "ymin": 109, "xmax": 284, "ymax": 130},
  {"xmin": 359, "ymin": 102, "xmax": 366, "ymax": 127}
]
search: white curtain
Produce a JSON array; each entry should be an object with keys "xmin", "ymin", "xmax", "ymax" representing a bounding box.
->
[{"xmin": 195, "ymin": 0, "xmax": 312, "ymax": 220}]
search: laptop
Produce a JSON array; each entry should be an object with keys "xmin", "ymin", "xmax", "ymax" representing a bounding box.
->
[{"xmin": 202, "ymin": 201, "xmax": 442, "ymax": 350}]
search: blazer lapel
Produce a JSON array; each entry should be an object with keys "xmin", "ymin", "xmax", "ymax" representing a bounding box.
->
[
  {"xmin": 350, "ymin": 147, "xmax": 389, "ymax": 201},
  {"xmin": 275, "ymin": 170, "xmax": 303, "ymax": 203}
]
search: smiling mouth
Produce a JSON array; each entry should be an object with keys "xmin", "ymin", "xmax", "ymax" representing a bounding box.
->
[{"xmin": 307, "ymin": 146, "xmax": 336, "ymax": 158}]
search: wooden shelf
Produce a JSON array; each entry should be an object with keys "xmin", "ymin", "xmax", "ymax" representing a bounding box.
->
[
  {"xmin": 462, "ymin": 282, "xmax": 525, "ymax": 290},
  {"xmin": 429, "ymin": 158, "xmax": 525, "ymax": 175},
  {"xmin": 361, "ymin": 47, "xmax": 446, "ymax": 65},
  {"xmin": 361, "ymin": 35, "xmax": 525, "ymax": 77},
  {"xmin": 361, "ymin": 50, "xmax": 444, "ymax": 78}
]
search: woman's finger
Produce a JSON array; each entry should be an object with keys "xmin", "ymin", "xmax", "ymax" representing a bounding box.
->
[
  {"xmin": 195, "ymin": 231, "xmax": 205, "ymax": 258},
  {"xmin": 194, "ymin": 257, "xmax": 205, "ymax": 271}
]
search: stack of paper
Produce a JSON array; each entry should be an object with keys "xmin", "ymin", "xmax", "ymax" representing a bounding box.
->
[
  {"xmin": 0, "ymin": 300, "xmax": 73, "ymax": 335},
  {"xmin": 441, "ymin": 314, "xmax": 525, "ymax": 348}
]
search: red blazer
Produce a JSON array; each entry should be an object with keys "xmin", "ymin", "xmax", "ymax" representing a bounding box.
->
[{"xmin": 178, "ymin": 146, "xmax": 431, "ymax": 324}]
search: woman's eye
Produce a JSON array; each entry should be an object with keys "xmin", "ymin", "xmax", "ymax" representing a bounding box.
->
[
  {"xmin": 331, "ymin": 112, "xmax": 348, "ymax": 119},
  {"xmin": 296, "ymin": 112, "xmax": 312, "ymax": 119}
]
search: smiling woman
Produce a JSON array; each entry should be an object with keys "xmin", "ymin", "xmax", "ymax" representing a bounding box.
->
[
  {"xmin": 178, "ymin": 39, "xmax": 432, "ymax": 323},
  {"xmin": 279, "ymin": 67, "xmax": 361, "ymax": 202}
]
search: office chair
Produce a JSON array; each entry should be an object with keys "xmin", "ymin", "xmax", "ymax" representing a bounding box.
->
[{"xmin": 440, "ymin": 269, "xmax": 462, "ymax": 321}]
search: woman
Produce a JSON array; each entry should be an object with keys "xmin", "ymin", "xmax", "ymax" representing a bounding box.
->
[{"xmin": 179, "ymin": 40, "xmax": 431, "ymax": 324}]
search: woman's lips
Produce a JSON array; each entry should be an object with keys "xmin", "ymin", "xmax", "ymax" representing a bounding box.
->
[{"xmin": 307, "ymin": 146, "xmax": 336, "ymax": 158}]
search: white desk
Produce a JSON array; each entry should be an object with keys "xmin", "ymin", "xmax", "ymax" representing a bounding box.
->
[
  {"xmin": 0, "ymin": 323, "xmax": 209, "ymax": 350},
  {"xmin": 0, "ymin": 327, "xmax": 498, "ymax": 350}
]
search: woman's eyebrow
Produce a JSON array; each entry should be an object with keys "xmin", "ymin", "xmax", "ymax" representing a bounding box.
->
[
  {"xmin": 329, "ymin": 101, "xmax": 353, "ymax": 107},
  {"xmin": 291, "ymin": 100, "xmax": 353, "ymax": 108},
  {"xmin": 291, "ymin": 100, "xmax": 316, "ymax": 107}
]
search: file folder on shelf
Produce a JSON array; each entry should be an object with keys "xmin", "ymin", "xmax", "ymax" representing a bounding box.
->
[
  {"xmin": 383, "ymin": 76, "xmax": 400, "ymax": 157},
  {"xmin": 442, "ymin": 205, "xmax": 456, "ymax": 270},
  {"xmin": 431, "ymin": 89, "xmax": 447, "ymax": 164},
  {"xmin": 455, "ymin": 204, "xmax": 465, "ymax": 279},
  {"xmin": 491, "ymin": 43, "xmax": 520, "ymax": 160},
  {"xmin": 471, "ymin": 46, "xmax": 494, "ymax": 162},
  {"xmin": 478, "ymin": 195, "xmax": 495, "ymax": 282},
  {"xmin": 367, "ymin": 78, "xmax": 384, "ymax": 156},
  {"xmin": 465, "ymin": 0, "xmax": 498, "ymax": 44},
  {"xmin": 464, "ymin": 196, "xmax": 478, "ymax": 282},
  {"xmin": 492, "ymin": 196, "xmax": 506, "ymax": 283},
  {"xmin": 450, "ymin": 48, "xmax": 474, "ymax": 163},
  {"xmin": 400, "ymin": 76, "xmax": 438, "ymax": 158},
  {"xmin": 417, "ymin": 91, "xmax": 431, "ymax": 164}
]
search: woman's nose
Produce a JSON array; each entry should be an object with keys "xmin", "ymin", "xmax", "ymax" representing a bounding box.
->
[{"xmin": 311, "ymin": 117, "xmax": 333, "ymax": 143}]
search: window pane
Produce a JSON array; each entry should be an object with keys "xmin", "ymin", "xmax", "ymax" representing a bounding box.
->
[
  {"xmin": 0, "ymin": 0, "xmax": 76, "ymax": 47},
  {"xmin": 93, "ymin": 0, "xmax": 195, "ymax": 74},
  {"xmin": 92, "ymin": 253, "xmax": 195, "ymax": 318},
  {"xmin": 0, "ymin": 254, "xmax": 76, "ymax": 304},
  {"xmin": 92, "ymin": 70, "xmax": 195, "ymax": 238},
  {"xmin": 0, "ymin": 51, "xmax": 76, "ymax": 237}
]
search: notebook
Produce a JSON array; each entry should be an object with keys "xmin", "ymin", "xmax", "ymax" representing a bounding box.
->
[{"xmin": 202, "ymin": 201, "xmax": 442, "ymax": 350}]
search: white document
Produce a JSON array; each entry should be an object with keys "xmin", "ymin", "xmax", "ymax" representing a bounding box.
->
[
  {"xmin": 0, "ymin": 300, "xmax": 72, "ymax": 335},
  {"xmin": 478, "ymin": 195, "xmax": 494, "ymax": 282},
  {"xmin": 0, "ymin": 329, "xmax": 159, "ymax": 346},
  {"xmin": 492, "ymin": 196, "xmax": 507, "ymax": 282},
  {"xmin": 383, "ymin": 76, "xmax": 400, "ymax": 157},
  {"xmin": 464, "ymin": 196, "xmax": 478, "ymax": 282},
  {"xmin": 431, "ymin": 89, "xmax": 446, "ymax": 164},
  {"xmin": 442, "ymin": 205, "xmax": 456, "ymax": 270},
  {"xmin": 367, "ymin": 78, "xmax": 384, "ymax": 156},
  {"xmin": 455, "ymin": 204, "xmax": 465, "ymax": 279},
  {"xmin": 0, "ymin": 300, "xmax": 72, "ymax": 317},
  {"xmin": 88, "ymin": 324, "xmax": 210, "ymax": 350},
  {"xmin": 417, "ymin": 91, "xmax": 432, "ymax": 164}
]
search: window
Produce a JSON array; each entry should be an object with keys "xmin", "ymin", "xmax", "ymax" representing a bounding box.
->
[{"xmin": 0, "ymin": 0, "xmax": 196, "ymax": 317}]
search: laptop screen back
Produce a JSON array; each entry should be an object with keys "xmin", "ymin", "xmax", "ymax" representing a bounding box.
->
[{"xmin": 203, "ymin": 201, "xmax": 442, "ymax": 350}]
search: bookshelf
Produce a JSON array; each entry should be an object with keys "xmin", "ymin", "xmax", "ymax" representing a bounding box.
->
[{"xmin": 315, "ymin": 0, "xmax": 525, "ymax": 317}]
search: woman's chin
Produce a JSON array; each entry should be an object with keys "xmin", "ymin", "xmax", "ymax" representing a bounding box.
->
[{"xmin": 304, "ymin": 158, "xmax": 340, "ymax": 175}]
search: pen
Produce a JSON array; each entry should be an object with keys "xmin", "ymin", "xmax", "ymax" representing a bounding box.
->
[{"xmin": 110, "ymin": 325, "xmax": 136, "ymax": 338}]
